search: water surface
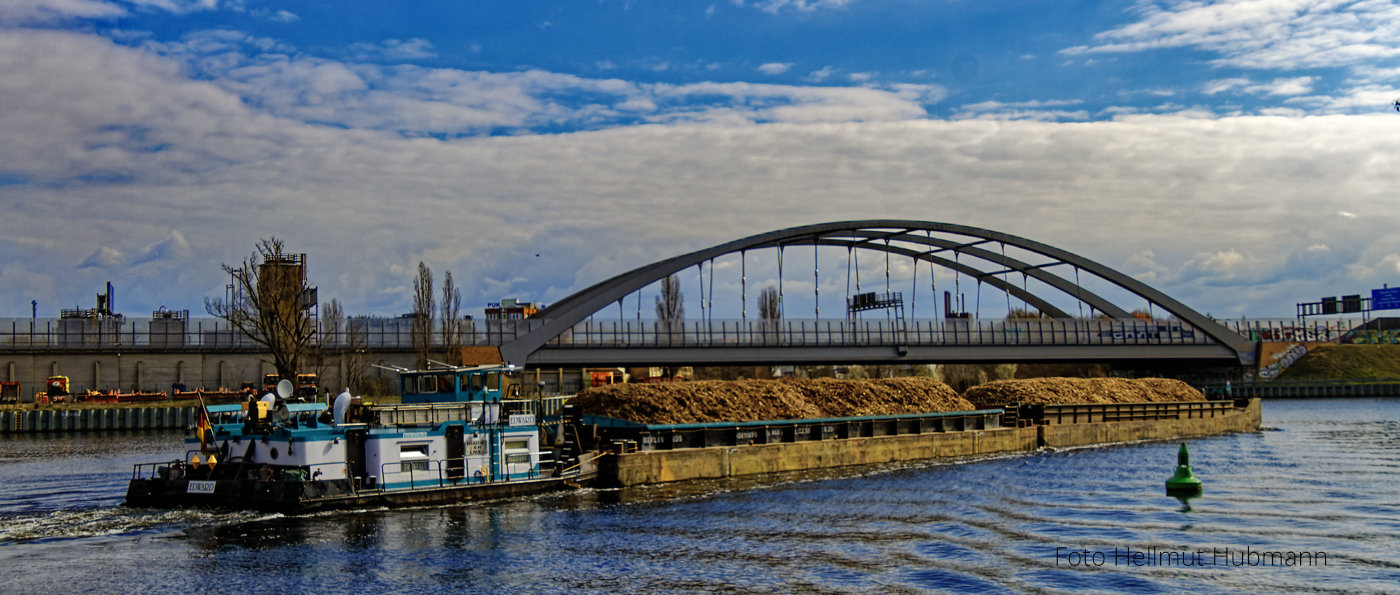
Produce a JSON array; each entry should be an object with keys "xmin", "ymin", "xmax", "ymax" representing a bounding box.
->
[{"xmin": 1, "ymin": 399, "xmax": 1397, "ymax": 593}]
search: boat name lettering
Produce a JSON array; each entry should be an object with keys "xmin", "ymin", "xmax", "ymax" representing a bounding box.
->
[
  {"xmin": 187, "ymin": 480, "xmax": 217, "ymax": 494},
  {"xmin": 735, "ymin": 430, "xmax": 758, "ymax": 441},
  {"xmin": 509, "ymin": 414, "xmax": 535, "ymax": 426},
  {"xmin": 403, "ymin": 432, "xmax": 428, "ymax": 438}
]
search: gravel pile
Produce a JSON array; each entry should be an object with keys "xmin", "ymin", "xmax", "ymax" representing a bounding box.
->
[
  {"xmin": 962, "ymin": 377, "xmax": 1203, "ymax": 409},
  {"xmin": 576, "ymin": 377, "xmax": 974, "ymax": 425}
]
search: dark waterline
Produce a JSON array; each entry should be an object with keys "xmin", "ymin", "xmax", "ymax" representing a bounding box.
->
[{"xmin": 1, "ymin": 399, "xmax": 1398, "ymax": 593}]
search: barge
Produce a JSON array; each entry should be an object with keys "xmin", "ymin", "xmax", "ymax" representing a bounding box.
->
[{"xmin": 124, "ymin": 364, "xmax": 597, "ymax": 513}]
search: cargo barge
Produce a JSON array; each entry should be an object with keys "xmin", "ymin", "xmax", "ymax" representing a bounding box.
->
[{"xmin": 586, "ymin": 398, "xmax": 1261, "ymax": 488}]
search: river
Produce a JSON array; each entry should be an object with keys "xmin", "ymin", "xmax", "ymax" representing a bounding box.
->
[{"xmin": 0, "ymin": 398, "xmax": 1396, "ymax": 593}]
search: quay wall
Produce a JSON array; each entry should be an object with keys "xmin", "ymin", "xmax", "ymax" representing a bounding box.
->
[
  {"xmin": 1, "ymin": 406, "xmax": 199, "ymax": 434},
  {"xmin": 601, "ymin": 399, "xmax": 1261, "ymax": 488},
  {"xmin": 0, "ymin": 352, "xmax": 418, "ymax": 402},
  {"xmin": 1, "ymin": 352, "xmax": 590, "ymax": 402}
]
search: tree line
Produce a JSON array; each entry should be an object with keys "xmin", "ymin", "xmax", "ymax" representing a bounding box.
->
[{"xmin": 204, "ymin": 238, "xmax": 469, "ymax": 393}]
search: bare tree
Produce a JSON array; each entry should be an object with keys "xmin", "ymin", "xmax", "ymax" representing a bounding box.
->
[
  {"xmin": 655, "ymin": 274, "xmax": 684, "ymax": 334},
  {"xmin": 312, "ymin": 298, "xmax": 345, "ymax": 389},
  {"xmin": 321, "ymin": 299, "xmax": 344, "ymax": 346},
  {"xmin": 344, "ymin": 316, "xmax": 371, "ymax": 394},
  {"xmin": 205, "ymin": 238, "xmax": 315, "ymax": 382},
  {"xmin": 758, "ymin": 286, "xmax": 780, "ymax": 321},
  {"xmin": 441, "ymin": 270, "xmax": 462, "ymax": 365},
  {"xmin": 758, "ymin": 285, "xmax": 780, "ymax": 338},
  {"xmin": 411, "ymin": 261, "xmax": 435, "ymax": 369}
]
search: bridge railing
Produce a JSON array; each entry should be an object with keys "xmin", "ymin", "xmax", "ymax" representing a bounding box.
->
[
  {"xmin": 0, "ymin": 316, "xmax": 1362, "ymax": 352},
  {"xmin": 536, "ymin": 318, "xmax": 1219, "ymax": 349},
  {"xmin": 0, "ymin": 317, "xmax": 553, "ymax": 352}
]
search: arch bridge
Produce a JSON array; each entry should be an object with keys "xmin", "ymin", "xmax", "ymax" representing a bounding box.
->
[{"xmin": 496, "ymin": 221, "xmax": 1255, "ymax": 368}]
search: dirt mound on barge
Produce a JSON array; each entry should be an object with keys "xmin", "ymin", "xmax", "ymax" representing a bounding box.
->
[
  {"xmin": 962, "ymin": 377, "xmax": 1203, "ymax": 409},
  {"xmin": 576, "ymin": 378, "xmax": 975, "ymax": 425}
]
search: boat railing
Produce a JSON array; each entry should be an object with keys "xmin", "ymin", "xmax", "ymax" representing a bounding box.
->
[
  {"xmin": 130, "ymin": 452, "xmax": 225, "ymax": 481},
  {"xmin": 372, "ymin": 453, "xmax": 558, "ymax": 492},
  {"xmin": 372, "ymin": 396, "xmax": 573, "ymax": 429},
  {"xmin": 131, "ymin": 460, "xmax": 179, "ymax": 481}
]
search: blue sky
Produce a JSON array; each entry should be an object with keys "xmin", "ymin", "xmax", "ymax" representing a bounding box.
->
[{"xmin": 3, "ymin": 0, "xmax": 1400, "ymax": 322}]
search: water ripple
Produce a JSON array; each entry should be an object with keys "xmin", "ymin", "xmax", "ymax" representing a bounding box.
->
[{"xmin": 0, "ymin": 399, "xmax": 1397, "ymax": 594}]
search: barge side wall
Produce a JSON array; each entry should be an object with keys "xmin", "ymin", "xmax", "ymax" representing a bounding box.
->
[{"xmin": 601, "ymin": 399, "xmax": 1261, "ymax": 487}]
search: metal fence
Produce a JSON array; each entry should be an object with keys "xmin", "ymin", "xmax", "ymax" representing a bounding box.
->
[
  {"xmin": 546, "ymin": 318, "xmax": 1215, "ymax": 349},
  {"xmin": 0, "ymin": 316, "xmax": 1372, "ymax": 353},
  {"xmin": 1019, "ymin": 400, "xmax": 1239, "ymax": 425}
]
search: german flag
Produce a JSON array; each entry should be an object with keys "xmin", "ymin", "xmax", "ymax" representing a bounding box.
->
[{"xmin": 195, "ymin": 393, "xmax": 214, "ymax": 453}]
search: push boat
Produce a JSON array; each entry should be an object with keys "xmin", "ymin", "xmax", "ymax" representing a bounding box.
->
[{"xmin": 125, "ymin": 364, "xmax": 598, "ymax": 514}]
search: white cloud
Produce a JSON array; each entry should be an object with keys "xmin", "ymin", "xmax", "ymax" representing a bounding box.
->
[
  {"xmin": 1191, "ymin": 249, "xmax": 1248, "ymax": 277},
  {"xmin": 1350, "ymin": 253, "xmax": 1400, "ymax": 280},
  {"xmin": 1206, "ymin": 75, "xmax": 1316, "ymax": 96},
  {"xmin": 751, "ymin": 0, "xmax": 856, "ymax": 14},
  {"xmin": 1203, "ymin": 77, "xmax": 1251, "ymax": 95},
  {"xmin": 1064, "ymin": 0, "xmax": 1400, "ymax": 70},
  {"xmin": 79, "ymin": 246, "xmax": 124, "ymax": 269},
  {"xmin": 0, "ymin": 0, "xmax": 125, "ymax": 25},
  {"xmin": 955, "ymin": 99, "xmax": 1090, "ymax": 121},
  {"xmin": 346, "ymin": 38, "xmax": 436, "ymax": 61},
  {"xmin": 757, "ymin": 62, "xmax": 793, "ymax": 75},
  {"xmin": 7, "ymin": 24, "xmax": 1400, "ymax": 319},
  {"xmin": 131, "ymin": 32, "xmax": 935, "ymax": 135},
  {"xmin": 132, "ymin": 231, "xmax": 194, "ymax": 266}
]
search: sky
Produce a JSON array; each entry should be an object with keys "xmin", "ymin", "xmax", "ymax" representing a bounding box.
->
[{"xmin": 3, "ymin": 0, "xmax": 1400, "ymax": 322}]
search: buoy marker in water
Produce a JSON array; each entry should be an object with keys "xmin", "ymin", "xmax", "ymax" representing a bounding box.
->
[{"xmin": 1165, "ymin": 443, "xmax": 1203, "ymax": 496}]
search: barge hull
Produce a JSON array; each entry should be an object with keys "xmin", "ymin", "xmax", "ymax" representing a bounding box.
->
[
  {"xmin": 125, "ymin": 474, "xmax": 593, "ymax": 514},
  {"xmin": 599, "ymin": 399, "xmax": 1261, "ymax": 487}
]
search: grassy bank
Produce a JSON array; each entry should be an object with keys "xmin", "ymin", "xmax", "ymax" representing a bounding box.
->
[{"xmin": 1279, "ymin": 344, "xmax": 1400, "ymax": 381}]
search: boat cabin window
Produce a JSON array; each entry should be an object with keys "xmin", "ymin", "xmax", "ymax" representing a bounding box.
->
[
  {"xmin": 484, "ymin": 372, "xmax": 501, "ymax": 392},
  {"xmin": 412, "ymin": 374, "xmax": 454, "ymax": 394},
  {"xmin": 413, "ymin": 375, "xmax": 435, "ymax": 394},
  {"xmin": 467, "ymin": 373, "xmax": 484, "ymax": 392},
  {"xmin": 399, "ymin": 444, "xmax": 429, "ymax": 472}
]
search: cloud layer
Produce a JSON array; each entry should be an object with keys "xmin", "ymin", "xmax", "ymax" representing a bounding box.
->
[{"xmin": 4, "ymin": 1, "xmax": 1400, "ymax": 321}]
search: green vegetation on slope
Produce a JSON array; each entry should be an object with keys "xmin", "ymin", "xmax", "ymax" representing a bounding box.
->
[{"xmin": 1278, "ymin": 344, "xmax": 1400, "ymax": 381}]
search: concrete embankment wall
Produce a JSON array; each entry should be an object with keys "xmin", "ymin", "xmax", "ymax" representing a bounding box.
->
[
  {"xmin": 601, "ymin": 399, "xmax": 1261, "ymax": 487},
  {"xmin": 1, "ymin": 406, "xmax": 198, "ymax": 433}
]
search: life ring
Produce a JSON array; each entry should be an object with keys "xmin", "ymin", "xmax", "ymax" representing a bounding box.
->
[{"xmin": 474, "ymin": 467, "xmax": 487, "ymax": 483}]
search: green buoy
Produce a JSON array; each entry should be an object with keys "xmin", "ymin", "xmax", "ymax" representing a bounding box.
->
[{"xmin": 1165, "ymin": 443, "xmax": 1203, "ymax": 496}]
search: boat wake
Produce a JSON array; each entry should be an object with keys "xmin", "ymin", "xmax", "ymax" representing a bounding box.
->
[{"xmin": 0, "ymin": 506, "xmax": 278, "ymax": 545}]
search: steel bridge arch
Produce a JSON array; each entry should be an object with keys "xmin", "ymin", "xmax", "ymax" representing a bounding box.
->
[{"xmin": 500, "ymin": 220, "xmax": 1254, "ymax": 364}]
